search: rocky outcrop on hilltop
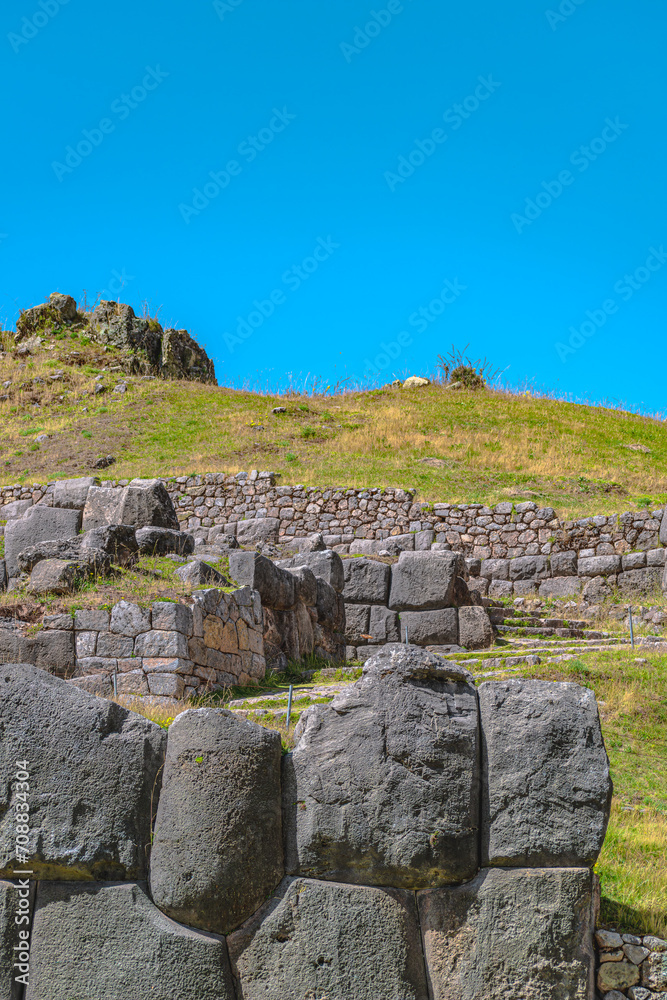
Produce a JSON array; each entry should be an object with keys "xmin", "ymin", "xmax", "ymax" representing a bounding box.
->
[{"xmin": 14, "ymin": 292, "xmax": 216, "ymax": 383}]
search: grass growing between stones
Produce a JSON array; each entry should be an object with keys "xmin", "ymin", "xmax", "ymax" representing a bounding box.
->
[
  {"xmin": 481, "ymin": 649, "xmax": 667, "ymax": 936},
  {"xmin": 2, "ymin": 332, "xmax": 667, "ymax": 517}
]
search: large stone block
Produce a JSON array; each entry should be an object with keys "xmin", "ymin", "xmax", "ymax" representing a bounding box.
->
[
  {"xmin": 82, "ymin": 485, "xmax": 121, "ymax": 530},
  {"xmin": 458, "ymin": 606, "xmax": 493, "ymax": 650},
  {"xmin": 479, "ymin": 557, "xmax": 509, "ymax": 580},
  {"xmin": 398, "ymin": 608, "xmax": 458, "ymax": 645},
  {"xmin": 284, "ymin": 645, "xmax": 479, "ymax": 887},
  {"xmin": 0, "ymin": 664, "xmax": 165, "ymax": 880},
  {"xmin": 343, "ymin": 557, "xmax": 391, "ymax": 605},
  {"xmin": 227, "ymin": 876, "xmax": 428, "ymax": 1000},
  {"xmin": 479, "ymin": 679, "xmax": 612, "ymax": 867},
  {"xmin": 539, "ymin": 576, "xmax": 584, "ymax": 598},
  {"xmin": 388, "ymin": 551, "xmax": 463, "ymax": 611},
  {"xmin": 26, "ymin": 881, "xmax": 235, "ymax": 1000},
  {"xmin": 236, "ymin": 517, "xmax": 280, "ymax": 546},
  {"xmin": 617, "ymin": 567, "xmax": 663, "ymax": 594},
  {"xmin": 344, "ymin": 602, "xmax": 370, "ymax": 644},
  {"xmin": 52, "ymin": 476, "xmax": 98, "ymax": 510},
  {"xmin": 150, "ymin": 709, "xmax": 283, "ymax": 935},
  {"xmin": 578, "ymin": 554, "xmax": 622, "ymax": 577},
  {"xmin": 418, "ymin": 867, "xmax": 596, "ymax": 1000},
  {"xmin": 508, "ymin": 554, "xmax": 550, "ymax": 580},
  {"xmin": 4, "ymin": 506, "xmax": 81, "ymax": 578},
  {"xmin": 661, "ymin": 508, "xmax": 667, "ymax": 546},
  {"xmin": 369, "ymin": 604, "xmax": 400, "ymax": 643},
  {"xmin": 135, "ymin": 526, "xmax": 194, "ymax": 556},
  {"xmin": 229, "ymin": 551, "xmax": 295, "ymax": 610},
  {"xmin": 0, "ymin": 629, "xmax": 74, "ymax": 676},
  {"xmin": 118, "ymin": 478, "xmax": 180, "ymax": 530},
  {"xmin": 287, "ymin": 550, "xmax": 345, "ymax": 593},
  {"xmin": 0, "ymin": 499, "xmax": 32, "ymax": 520},
  {"xmin": 315, "ymin": 577, "xmax": 343, "ymax": 630},
  {"xmin": 551, "ymin": 550, "xmax": 578, "ymax": 576}
]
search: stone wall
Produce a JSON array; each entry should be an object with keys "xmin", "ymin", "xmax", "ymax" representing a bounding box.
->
[
  {"xmin": 2, "ymin": 470, "xmax": 665, "ymax": 562},
  {"xmin": 0, "ymin": 588, "xmax": 265, "ymax": 699},
  {"xmin": 0, "ymin": 649, "xmax": 615, "ymax": 999}
]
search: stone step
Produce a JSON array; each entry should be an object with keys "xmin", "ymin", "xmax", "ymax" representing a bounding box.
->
[
  {"xmin": 493, "ymin": 617, "xmax": 589, "ymax": 629},
  {"xmin": 495, "ymin": 625, "xmax": 615, "ymax": 640}
]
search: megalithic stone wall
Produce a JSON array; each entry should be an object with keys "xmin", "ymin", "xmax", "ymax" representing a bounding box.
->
[{"xmin": 0, "ymin": 647, "xmax": 622, "ymax": 999}]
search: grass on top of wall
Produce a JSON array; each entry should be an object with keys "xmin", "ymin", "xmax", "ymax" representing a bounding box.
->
[{"xmin": 2, "ymin": 333, "xmax": 667, "ymax": 518}]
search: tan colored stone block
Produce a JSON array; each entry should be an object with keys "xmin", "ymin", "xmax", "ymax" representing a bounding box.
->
[{"xmin": 236, "ymin": 619, "xmax": 249, "ymax": 651}]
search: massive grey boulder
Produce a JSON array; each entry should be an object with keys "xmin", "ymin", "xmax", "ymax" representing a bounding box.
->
[
  {"xmin": 236, "ymin": 517, "xmax": 280, "ymax": 546},
  {"xmin": 458, "ymin": 606, "xmax": 494, "ymax": 650},
  {"xmin": 284, "ymin": 549, "xmax": 345, "ymax": 593},
  {"xmin": 617, "ymin": 567, "xmax": 663, "ymax": 594},
  {"xmin": 0, "ymin": 664, "xmax": 165, "ymax": 880},
  {"xmin": 52, "ymin": 476, "xmax": 98, "ymax": 510},
  {"xmin": 4, "ymin": 506, "xmax": 81, "ymax": 578},
  {"xmin": 315, "ymin": 577, "xmax": 343, "ymax": 630},
  {"xmin": 1, "ymin": 879, "xmax": 33, "ymax": 1000},
  {"xmin": 150, "ymin": 709, "xmax": 283, "ymax": 935},
  {"xmin": 229, "ymin": 551, "xmax": 296, "ymax": 609},
  {"xmin": 418, "ymin": 867, "xmax": 596, "ymax": 1000},
  {"xmin": 508, "ymin": 554, "xmax": 550, "ymax": 580},
  {"xmin": 369, "ymin": 604, "xmax": 400, "ymax": 643},
  {"xmin": 118, "ymin": 478, "xmax": 180, "ymax": 530},
  {"xmin": 0, "ymin": 499, "xmax": 32, "ymax": 520},
  {"xmin": 399, "ymin": 608, "xmax": 458, "ymax": 646},
  {"xmin": 388, "ymin": 551, "xmax": 464, "ymax": 611},
  {"xmin": 0, "ymin": 631, "xmax": 74, "ymax": 676},
  {"xmin": 284, "ymin": 644, "xmax": 480, "ymax": 887},
  {"xmin": 578, "ymin": 554, "xmax": 622, "ymax": 577},
  {"xmin": 26, "ymin": 881, "xmax": 235, "ymax": 1000},
  {"xmin": 18, "ymin": 524, "xmax": 138, "ymax": 575},
  {"xmin": 29, "ymin": 558, "xmax": 87, "ymax": 595},
  {"xmin": 175, "ymin": 560, "xmax": 230, "ymax": 587},
  {"xmin": 343, "ymin": 557, "xmax": 391, "ymax": 604},
  {"xmin": 82, "ymin": 485, "xmax": 121, "ymax": 530},
  {"xmin": 345, "ymin": 603, "xmax": 370, "ymax": 643},
  {"xmin": 136, "ymin": 526, "xmax": 194, "ymax": 556},
  {"xmin": 551, "ymin": 550, "xmax": 578, "ymax": 576},
  {"xmin": 479, "ymin": 679, "xmax": 612, "ymax": 867},
  {"xmin": 227, "ymin": 877, "xmax": 428, "ymax": 1000}
]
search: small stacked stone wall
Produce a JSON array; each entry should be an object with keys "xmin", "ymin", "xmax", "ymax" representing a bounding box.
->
[
  {"xmin": 596, "ymin": 928, "xmax": 667, "ymax": 996},
  {"xmin": 0, "ymin": 587, "xmax": 265, "ymax": 698},
  {"xmin": 2, "ymin": 470, "xmax": 664, "ymax": 561}
]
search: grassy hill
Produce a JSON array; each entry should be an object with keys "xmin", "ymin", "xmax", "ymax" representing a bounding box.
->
[{"xmin": 2, "ymin": 325, "xmax": 667, "ymax": 516}]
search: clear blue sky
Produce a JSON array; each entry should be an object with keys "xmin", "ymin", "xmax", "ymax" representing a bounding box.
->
[{"xmin": 2, "ymin": 0, "xmax": 665, "ymax": 409}]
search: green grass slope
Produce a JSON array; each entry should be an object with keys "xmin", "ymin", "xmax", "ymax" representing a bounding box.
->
[{"xmin": 1, "ymin": 328, "xmax": 667, "ymax": 518}]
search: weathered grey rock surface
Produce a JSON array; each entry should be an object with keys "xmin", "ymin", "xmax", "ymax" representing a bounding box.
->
[
  {"xmin": 4, "ymin": 506, "xmax": 81, "ymax": 578},
  {"xmin": 236, "ymin": 517, "xmax": 280, "ymax": 546},
  {"xmin": 0, "ymin": 629, "xmax": 74, "ymax": 675},
  {"xmin": 150, "ymin": 709, "xmax": 283, "ymax": 935},
  {"xmin": 398, "ymin": 608, "xmax": 458, "ymax": 645},
  {"xmin": 388, "ymin": 551, "xmax": 464, "ymax": 611},
  {"xmin": 229, "ymin": 551, "xmax": 296, "ymax": 609},
  {"xmin": 479, "ymin": 679, "xmax": 612, "ymax": 867},
  {"xmin": 458, "ymin": 605, "xmax": 494, "ymax": 650},
  {"xmin": 118, "ymin": 478, "xmax": 180, "ymax": 530},
  {"xmin": 343, "ymin": 557, "xmax": 391, "ymax": 604},
  {"xmin": 26, "ymin": 881, "xmax": 234, "ymax": 1000},
  {"xmin": 284, "ymin": 549, "xmax": 345, "ymax": 593},
  {"xmin": 418, "ymin": 867, "xmax": 596, "ymax": 1000},
  {"xmin": 175, "ymin": 559, "xmax": 229, "ymax": 587},
  {"xmin": 284, "ymin": 644, "xmax": 480, "ymax": 887},
  {"xmin": 227, "ymin": 877, "xmax": 428, "ymax": 1000},
  {"xmin": 135, "ymin": 526, "xmax": 195, "ymax": 556},
  {"xmin": 0, "ymin": 664, "xmax": 165, "ymax": 879},
  {"xmin": 52, "ymin": 476, "xmax": 99, "ymax": 510}
]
